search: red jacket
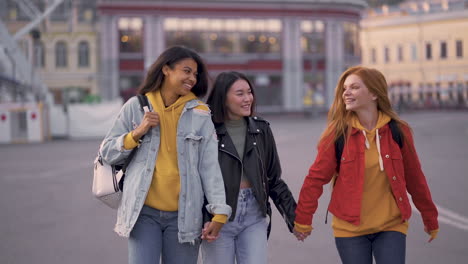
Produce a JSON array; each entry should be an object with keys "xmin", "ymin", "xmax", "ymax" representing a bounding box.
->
[{"xmin": 295, "ymin": 123, "xmax": 439, "ymax": 231}]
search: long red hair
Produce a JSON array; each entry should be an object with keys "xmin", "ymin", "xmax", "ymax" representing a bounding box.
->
[{"xmin": 319, "ymin": 66, "xmax": 409, "ymax": 147}]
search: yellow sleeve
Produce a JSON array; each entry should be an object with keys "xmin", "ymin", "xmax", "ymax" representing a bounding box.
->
[
  {"xmin": 429, "ymin": 229, "xmax": 439, "ymax": 240},
  {"xmin": 212, "ymin": 214, "xmax": 228, "ymax": 224},
  {"xmin": 195, "ymin": 103, "xmax": 210, "ymax": 111},
  {"xmin": 123, "ymin": 132, "xmax": 139, "ymax": 150},
  {"xmin": 294, "ymin": 221, "xmax": 313, "ymax": 233}
]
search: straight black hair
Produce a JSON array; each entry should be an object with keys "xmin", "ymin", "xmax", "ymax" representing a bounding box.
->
[
  {"xmin": 207, "ymin": 71, "xmax": 256, "ymax": 124},
  {"xmin": 138, "ymin": 46, "xmax": 209, "ymax": 97}
]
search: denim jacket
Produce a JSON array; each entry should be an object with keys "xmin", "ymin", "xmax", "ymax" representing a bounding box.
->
[{"xmin": 100, "ymin": 96, "xmax": 231, "ymax": 243}]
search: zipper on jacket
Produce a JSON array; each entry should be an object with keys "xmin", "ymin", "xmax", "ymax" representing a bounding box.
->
[
  {"xmin": 252, "ymin": 135, "xmax": 269, "ymax": 207},
  {"xmin": 219, "ymin": 148, "xmax": 244, "ymax": 182}
]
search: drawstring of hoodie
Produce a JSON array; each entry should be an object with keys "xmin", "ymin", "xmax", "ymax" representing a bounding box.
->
[
  {"xmin": 362, "ymin": 130, "xmax": 384, "ymax": 171},
  {"xmin": 376, "ymin": 129, "xmax": 384, "ymax": 171},
  {"xmin": 161, "ymin": 106, "xmax": 177, "ymax": 152}
]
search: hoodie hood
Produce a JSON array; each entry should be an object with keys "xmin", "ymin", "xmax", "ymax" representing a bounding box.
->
[
  {"xmin": 147, "ymin": 90, "xmax": 197, "ymax": 152},
  {"xmin": 351, "ymin": 112, "xmax": 391, "ymax": 171}
]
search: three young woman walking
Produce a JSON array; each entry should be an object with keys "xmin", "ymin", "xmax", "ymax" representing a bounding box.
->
[{"xmin": 100, "ymin": 47, "xmax": 438, "ymax": 264}]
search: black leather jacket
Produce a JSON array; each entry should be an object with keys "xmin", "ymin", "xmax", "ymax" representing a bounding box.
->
[{"xmin": 204, "ymin": 116, "xmax": 296, "ymax": 236}]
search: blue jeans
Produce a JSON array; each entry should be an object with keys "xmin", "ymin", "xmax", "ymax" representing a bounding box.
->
[
  {"xmin": 128, "ymin": 205, "xmax": 200, "ymax": 264},
  {"xmin": 335, "ymin": 231, "xmax": 406, "ymax": 264},
  {"xmin": 201, "ymin": 188, "xmax": 269, "ymax": 264}
]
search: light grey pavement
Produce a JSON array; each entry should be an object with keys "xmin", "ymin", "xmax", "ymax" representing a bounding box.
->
[{"xmin": 1, "ymin": 110, "xmax": 467, "ymax": 264}]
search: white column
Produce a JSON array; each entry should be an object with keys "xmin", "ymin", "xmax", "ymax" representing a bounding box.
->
[
  {"xmin": 282, "ymin": 17, "xmax": 303, "ymax": 111},
  {"xmin": 99, "ymin": 15, "xmax": 119, "ymax": 100},
  {"xmin": 325, "ymin": 19, "xmax": 344, "ymax": 107},
  {"xmin": 144, "ymin": 15, "xmax": 165, "ymax": 71}
]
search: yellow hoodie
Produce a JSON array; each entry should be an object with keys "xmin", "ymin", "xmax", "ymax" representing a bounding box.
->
[
  {"xmin": 332, "ymin": 112, "xmax": 409, "ymax": 237},
  {"xmin": 144, "ymin": 90, "xmax": 198, "ymax": 211},
  {"xmin": 123, "ymin": 91, "xmax": 227, "ymax": 223}
]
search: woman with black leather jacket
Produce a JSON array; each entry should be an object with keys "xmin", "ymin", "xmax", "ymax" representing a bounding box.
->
[{"xmin": 200, "ymin": 71, "xmax": 296, "ymax": 264}]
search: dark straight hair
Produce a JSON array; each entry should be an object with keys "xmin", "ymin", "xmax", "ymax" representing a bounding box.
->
[
  {"xmin": 138, "ymin": 46, "xmax": 209, "ymax": 97},
  {"xmin": 207, "ymin": 71, "xmax": 256, "ymax": 124}
]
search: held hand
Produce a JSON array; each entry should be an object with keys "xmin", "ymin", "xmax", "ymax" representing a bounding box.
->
[
  {"xmin": 293, "ymin": 226, "xmax": 311, "ymax": 242},
  {"xmin": 424, "ymin": 226, "xmax": 438, "ymax": 243},
  {"xmin": 134, "ymin": 112, "xmax": 159, "ymax": 139},
  {"xmin": 201, "ymin": 221, "xmax": 223, "ymax": 242}
]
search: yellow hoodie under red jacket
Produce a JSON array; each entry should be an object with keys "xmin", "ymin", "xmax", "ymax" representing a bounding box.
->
[{"xmin": 332, "ymin": 112, "xmax": 409, "ymax": 237}]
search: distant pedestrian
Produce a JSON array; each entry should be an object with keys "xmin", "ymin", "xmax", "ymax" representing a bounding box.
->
[
  {"xmin": 294, "ymin": 66, "xmax": 439, "ymax": 264},
  {"xmin": 201, "ymin": 71, "xmax": 297, "ymax": 264},
  {"xmin": 100, "ymin": 46, "xmax": 231, "ymax": 264}
]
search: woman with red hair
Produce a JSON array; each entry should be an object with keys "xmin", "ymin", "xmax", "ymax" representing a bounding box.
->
[{"xmin": 294, "ymin": 66, "xmax": 439, "ymax": 264}]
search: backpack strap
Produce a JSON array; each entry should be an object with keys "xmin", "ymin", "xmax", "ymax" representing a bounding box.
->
[
  {"xmin": 121, "ymin": 94, "xmax": 150, "ymax": 172},
  {"xmin": 335, "ymin": 133, "xmax": 345, "ymax": 172},
  {"xmin": 388, "ymin": 119, "xmax": 403, "ymax": 148},
  {"xmin": 137, "ymin": 94, "xmax": 150, "ymax": 112},
  {"xmin": 118, "ymin": 94, "xmax": 151, "ymax": 190}
]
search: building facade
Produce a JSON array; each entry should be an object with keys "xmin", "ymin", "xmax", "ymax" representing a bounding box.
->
[
  {"xmin": 0, "ymin": 0, "xmax": 99, "ymax": 104},
  {"xmin": 98, "ymin": 0, "xmax": 366, "ymax": 112},
  {"xmin": 361, "ymin": 0, "xmax": 468, "ymax": 108}
]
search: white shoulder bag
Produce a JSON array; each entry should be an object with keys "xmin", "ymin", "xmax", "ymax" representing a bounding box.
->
[{"xmin": 92, "ymin": 94, "xmax": 150, "ymax": 209}]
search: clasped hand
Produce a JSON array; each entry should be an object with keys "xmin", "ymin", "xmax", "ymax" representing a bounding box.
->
[
  {"xmin": 201, "ymin": 221, "xmax": 224, "ymax": 243},
  {"xmin": 293, "ymin": 227, "xmax": 311, "ymax": 242}
]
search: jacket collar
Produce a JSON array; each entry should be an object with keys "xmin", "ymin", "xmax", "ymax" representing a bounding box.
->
[
  {"xmin": 216, "ymin": 116, "xmax": 262, "ymax": 135},
  {"xmin": 350, "ymin": 123, "xmax": 390, "ymax": 135},
  {"xmin": 184, "ymin": 99, "xmax": 202, "ymax": 110}
]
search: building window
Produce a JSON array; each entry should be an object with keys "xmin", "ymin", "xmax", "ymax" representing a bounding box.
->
[
  {"xmin": 426, "ymin": 43, "xmax": 432, "ymax": 60},
  {"xmin": 371, "ymin": 48, "xmax": 376, "ymax": 64},
  {"xmin": 301, "ymin": 20, "xmax": 325, "ymax": 55},
  {"xmin": 55, "ymin": 41, "xmax": 68, "ymax": 68},
  {"xmin": 118, "ymin": 17, "xmax": 144, "ymax": 53},
  {"xmin": 246, "ymin": 74, "xmax": 283, "ymax": 107},
  {"xmin": 384, "ymin": 46, "xmax": 390, "ymax": 63},
  {"xmin": 7, "ymin": 1, "xmax": 44, "ymax": 21},
  {"xmin": 440, "ymin": 41, "xmax": 447, "ymax": 59},
  {"xmin": 164, "ymin": 18, "xmax": 282, "ymax": 54},
  {"xmin": 119, "ymin": 74, "xmax": 143, "ymax": 101},
  {"xmin": 77, "ymin": 0, "xmax": 96, "ymax": 23},
  {"xmin": 50, "ymin": 1, "xmax": 70, "ymax": 22},
  {"xmin": 34, "ymin": 41, "xmax": 45, "ymax": 68},
  {"xmin": 397, "ymin": 45, "xmax": 403, "ymax": 62},
  {"xmin": 17, "ymin": 39, "xmax": 29, "ymax": 59},
  {"xmin": 411, "ymin": 44, "xmax": 418, "ymax": 61},
  {"xmin": 343, "ymin": 22, "xmax": 359, "ymax": 57},
  {"xmin": 456, "ymin": 40, "xmax": 463, "ymax": 58},
  {"xmin": 78, "ymin": 41, "xmax": 90, "ymax": 67}
]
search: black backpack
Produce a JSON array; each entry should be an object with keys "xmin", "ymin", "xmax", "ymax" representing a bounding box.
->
[{"xmin": 334, "ymin": 119, "xmax": 403, "ymax": 172}]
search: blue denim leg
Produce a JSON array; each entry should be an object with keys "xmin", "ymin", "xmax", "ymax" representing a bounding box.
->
[
  {"xmin": 335, "ymin": 231, "xmax": 406, "ymax": 264},
  {"xmin": 161, "ymin": 210, "xmax": 200, "ymax": 264},
  {"xmin": 128, "ymin": 206, "xmax": 163, "ymax": 264},
  {"xmin": 373, "ymin": 231, "xmax": 406, "ymax": 264},
  {"xmin": 128, "ymin": 206, "xmax": 200, "ymax": 264},
  {"xmin": 201, "ymin": 188, "xmax": 268, "ymax": 264},
  {"xmin": 335, "ymin": 235, "xmax": 373, "ymax": 264}
]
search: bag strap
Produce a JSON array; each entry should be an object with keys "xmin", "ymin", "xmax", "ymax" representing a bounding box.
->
[{"xmin": 121, "ymin": 94, "xmax": 150, "ymax": 173}]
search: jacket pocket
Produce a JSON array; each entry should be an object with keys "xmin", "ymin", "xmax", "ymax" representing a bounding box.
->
[
  {"xmin": 185, "ymin": 134, "xmax": 203, "ymax": 170},
  {"xmin": 337, "ymin": 151, "xmax": 357, "ymax": 184},
  {"xmin": 390, "ymin": 152, "xmax": 405, "ymax": 185}
]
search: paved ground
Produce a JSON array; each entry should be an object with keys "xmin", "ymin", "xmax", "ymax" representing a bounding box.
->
[{"xmin": 1, "ymin": 110, "xmax": 467, "ymax": 264}]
